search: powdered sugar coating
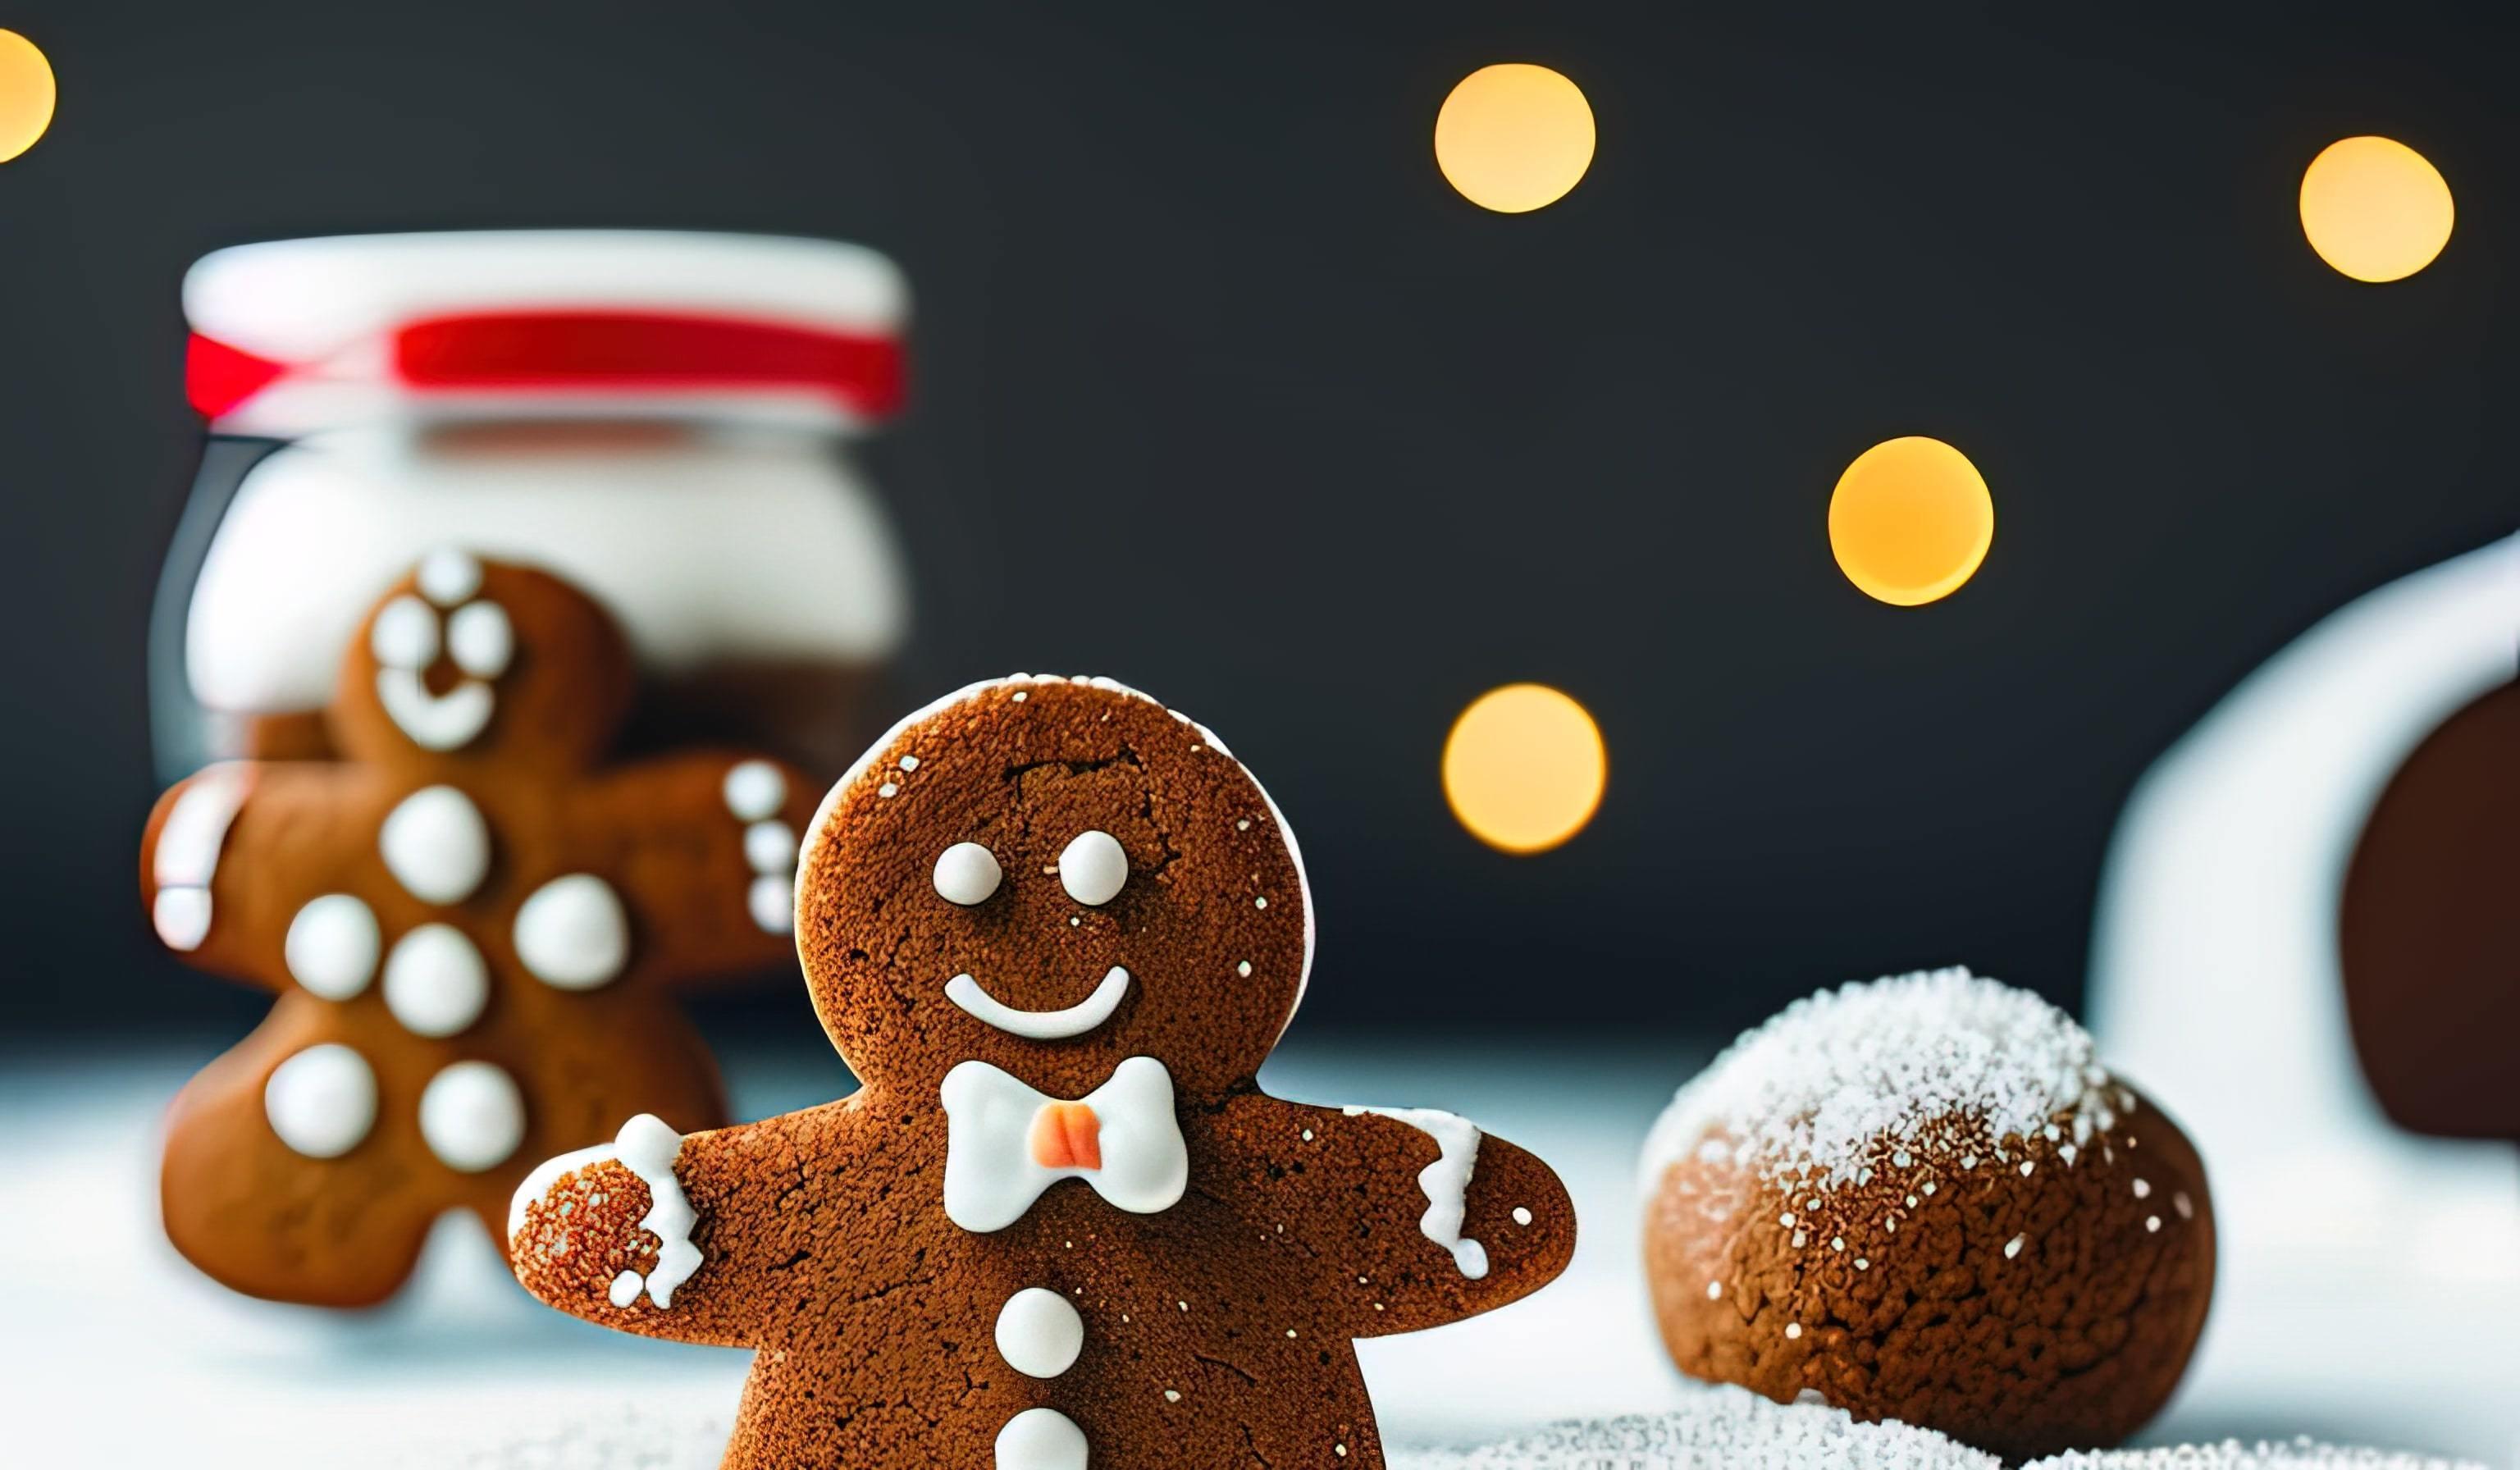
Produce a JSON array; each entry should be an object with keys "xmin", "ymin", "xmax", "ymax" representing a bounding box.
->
[
  {"xmin": 2025, "ymin": 1441, "xmax": 2486, "ymax": 1470},
  {"xmin": 1408, "ymin": 1386, "xmax": 1999, "ymax": 1470},
  {"xmin": 1641, "ymin": 967, "xmax": 2118, "ymax": 1193}
]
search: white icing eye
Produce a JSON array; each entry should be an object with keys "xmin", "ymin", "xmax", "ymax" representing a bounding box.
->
[
  {"xmin": 933, "ymin": 842, "xmax": 1003, "ymax": 906},
  {"xmin": 1057, "ymin": 830, "xmax": 1128, "ymax": 906},
  {"xmin": 370, "ymin": 596, "xmax": 439, "ymax": 670},
  {"xmin": 446, "ymin": 600, "xmax": 513, "ymax": 678}
]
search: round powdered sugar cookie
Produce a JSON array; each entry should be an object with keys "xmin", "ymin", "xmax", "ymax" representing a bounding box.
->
[
  {"xmin": 1641, "ymin": 968, "xmax": 2216, "ymax": 1463},
  {"xmin": 506, "ymin": 675, "xmax": 1577, "ymax": 1470}
]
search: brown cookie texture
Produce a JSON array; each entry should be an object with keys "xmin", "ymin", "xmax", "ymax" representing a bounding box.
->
[
  {"xmin": 1640, "ymin": 968, "xmax": 2215, "ymax": 1465},
  {"xmin": 141, "ymin": 551, "xmax": 817, "ymax": 1307},
  {"xmin": 2339, "ymin": 678, "xmax": 2520, "ymax": 1144},
  {"xmin": 509, "ymin": 674, "xmax": 1578, "ymax": 1470}
]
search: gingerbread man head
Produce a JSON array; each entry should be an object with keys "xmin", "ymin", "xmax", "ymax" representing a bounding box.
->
[
  {"xmin": 795, "ymin": 675, "xmax": 1310, "ymax": 1099},
  {"xmin": 143, "ymin": 551, "xmax": 815, "ymax": 1306}
]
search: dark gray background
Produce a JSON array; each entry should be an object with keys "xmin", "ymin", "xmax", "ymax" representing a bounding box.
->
[{"xmin": 2, "ymin": 0, "xmax": 2512, "ymax": 1039}]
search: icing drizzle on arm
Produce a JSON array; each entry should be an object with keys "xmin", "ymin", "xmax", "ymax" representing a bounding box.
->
[
  {"xmin": 609, "ymin": 1113, "xmax": 703, "ymax": 1308},
  {"xmin": 1343, "ymin": 1105, "xmax": 1489, "ymax": 1279}
]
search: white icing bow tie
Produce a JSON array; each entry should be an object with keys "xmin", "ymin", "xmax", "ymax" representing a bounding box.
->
[{"xmin": 938, "ymin": 1057, "xmax": 1187, "ymax": 1233}]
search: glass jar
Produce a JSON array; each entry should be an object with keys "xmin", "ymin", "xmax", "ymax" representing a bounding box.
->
[{"xmin": 150, "ymin": 231, "xmax": 913, "ymax": 780}]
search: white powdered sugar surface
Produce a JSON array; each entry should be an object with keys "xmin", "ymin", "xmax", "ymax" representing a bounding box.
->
[
  {"xmin": 2025, "ymin": 1442, "xmax": 2488, "ymax": 1470},
  {"xmin": 1640, "ymin": 967, "xmax": 2119, "ymax": 1192},
  {"xmin": 1404, "ymin": 1386, "xmax": 2000, "ymax": 1470}
]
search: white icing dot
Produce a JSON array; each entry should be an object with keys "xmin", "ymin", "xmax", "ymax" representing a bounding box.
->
[
  {"xmin": 722, "ymin": 760, "xmax": 786, "ymax": 821},
  {"xmin": 2004, "ymin": 1234, "xmax": 2026, "ymax": 1259},
  {"xmin": 2146, "ymin": 1215, "xmax": 2162, "ymax": 1233},
  {"xmin": 878, "ymin": 782, "xmax": 898, "ymax": 798},
  {"xmin": 369, "ymin": 595, "xmax": 440, "ymax": 669},
  {"xmin": 1784, "ymin": 1322, "xmax": 1802, "ymax": 1340},
  {"xmin": 2020, "ymin": 1161, "xmax": 2036, "ymax": 1176},
  {"xmin": 609, "ymin": 1271, "xmax": 642, "ymax": 1308},
  {"xmin": 897, "ymin": 755, "xmax": 920, "ymax": 770},
  {"xmin": 418, "ymin": 1060, "xmax": 527, "ymax": 1173},
  {"xmin": 994, "ymin": 1287, "xmax": 1085, "ymax": 1378},
  {"xmin": 2174, "ymin": 1190, "xmax": 2194, "ymax": 1220},
  {"xmin": 2133, "ymin": 1177, "xmax": 2152, "ymax": 1198},
  {"xmin": 1162, "ymin": 1390, "xmax": 1181, "ymax": 1404},
  {"xmin": 1011, "ymin": 691, "xmax": 1028, "ymax": 701},
  {"xmin": 1236, "ymin": 819, "xmax": 1249, "ymax": 830},
  {"xmin": 743, "ymin": 819, "xmax": 797, "ymax": 875},
  {"xmin": 747, "ymin": 874, "xmax": 792, "ymax": 934},
  {"xmin": 416, "ymin": 547, "xmax": 483, "ymax": 605},
  {"xmin": 513, "ymin": 874, "xmax": 630, "ymax": 991},
  {"xmin": 284, "ymin": 894, "xmax": 380, "ymax": 999},
  {"xmin": 382, "ymin": 924, "xmax": 491, "ymax": 1038},
  {"xmin": 1057, "ymin": 829, "xmax": 1129, "ymax": 906},
  {"xmin": 1253, "ymin": 896, "xmax": 1267, "ymax": 909},
  {"xmin": 379, "ymin": 786, "xmax": 491, "ymax": 905},
  {"xmin": 263, "ymin": 1043, "xmax": 377, "ymax": 1158},
  {"xmin": 445, "ymin": 600, "xmax": 514, "ymax": 678},
  {"xmin": 1237, "ymin": 961, "xmax": 1253, "ymax": 978},
  {"xmin": 993, "ymin": 1408, "xmax": 1085, "ymax": 1470},
  {"xmin": 1513, "ymin": 1206, "xmax": 1533, "ymax": 1226},
  {"xmin": 152, "ymin": 888, "xmax": 213, "ymax": 952},
  {"xmin": 1705, "ymin": 1280, "xmax": 1722, "ymax": 1300},
  {"xmin": 933, "ymin": 842, "xmax": 1003, "ymax": 906}
]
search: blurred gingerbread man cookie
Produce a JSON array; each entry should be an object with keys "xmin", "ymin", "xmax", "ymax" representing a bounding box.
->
[
  {"xmin": 509, "ymin": 675, "xmax": 1577, "ymax": 1470},
  {"xmin": 142, "ymin": 550, "xmax": 817, "ymax": 1306}
]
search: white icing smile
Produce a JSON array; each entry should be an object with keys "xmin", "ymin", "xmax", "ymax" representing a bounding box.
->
[{"xmin": 945, "ymin": 967, "xmax": 1130, "ymax": 1040}]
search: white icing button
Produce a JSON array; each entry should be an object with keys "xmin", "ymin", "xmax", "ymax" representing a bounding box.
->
[
  {"xmin": 995, "ymin": 1287, "xmax": 1084, "ymax": 1378},
  {"xmin": 417, "ymin": 547, "xmax": 483, "ymax": 605},
  {"xmin": 748, "ymin": 874, "xmax": 792, "ymax": 934},
  {"xmin": 380, "ymin": 786, "xmax": 491, "ymax": 905},
  {"xmin": 418, "ymin": 1060, "xmax": 527, "ymax": 1173},
  {"xmin": 993, "ymin": 1408, "xmax": 1088, "ymax": 1470},
  {"xmin": 722, "ymin": 760, "xmax": 785, "ymax": 821},
  {"xmin": 445, "ymin": 600, "xmax": 514, "ymax": 678},
  {"xmin": 284, "ymin": 894, "xmax": 381, "ymax": 1000},
  {"xmin": 369, "ymin": 595, "xmax": 440, "ymax": 669},
  {"xmin": 513, "ymin": 874, "xmax": 630, "ymax": 991},
  {"xmin": 743, "ymin": 819, "xmax": 797, "ymax": 875},
  {"xmin": 1057, "ymin": 829, "xmax": 1129, "ymax": 906},
  {"xmin": 263, "ymin": 1043, "xmax": 377, "ymax": 1158},
  {"xmin": 152, "ymin": 888, "xmax": 213, "ymax": 952},
  {"xmin": 933, "ymin": 842, "xmax": 1003, "ymax": 906},
  {"xmin": 382, "ymin": 924, "xmax": 491, "ymax": 1038}
]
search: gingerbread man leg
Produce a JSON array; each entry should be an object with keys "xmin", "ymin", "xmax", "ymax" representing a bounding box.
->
[{"xmin": 162, "ymin": 1003, "xmax": 445, "ymax": 1307}]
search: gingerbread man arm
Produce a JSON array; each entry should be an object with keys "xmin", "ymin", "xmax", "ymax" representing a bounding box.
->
[
  {"xmin": 509, "ymin": 1098, "xmax": 862, "ymax": 1348},
  {"xmin": 140, "ymin": 761, "xmax": 395, "ymax": 990},
  {"xmin": 558, "ymin": 751, "xmax": 822, "ymax": 990},
  {"xmin": 1198, "ymin": 1094, "xmax": 1576, "ymax": 1340}
]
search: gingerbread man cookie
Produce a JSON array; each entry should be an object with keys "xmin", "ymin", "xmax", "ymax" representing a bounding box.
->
[
  {"xmin": 142, "ymin": 550, "xmax": 819, "ymax": 1306},
  {"xmin": 509, "ymin": 675, "xmax": 1577, "ymax": 1470}
]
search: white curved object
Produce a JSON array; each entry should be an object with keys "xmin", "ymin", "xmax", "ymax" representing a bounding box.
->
[
  {"xmin": 944, "ymin": 967, "xmax": 1130, "ymax": 1041},
  {"xmin": 2087, "ymin": 532, "xmax": 2520, "ymax": 1459}
]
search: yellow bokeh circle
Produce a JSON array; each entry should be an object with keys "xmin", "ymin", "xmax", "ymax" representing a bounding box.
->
[
  {"xmin": 2299, "ymin": 135, "xmax": 2454, "ymax": 283},
  {"xmin": 0, "ymin": 30, "xmax": 56, "ymax": 165},
  {"xmin": 1443, "ymin": 684, "xmax": 1607, "ymax": 854},
  {"xmin": 1434, "ymin": 63, "xmax": 1595, "ymax": 214},
  {"xmin": 1828, "ymin": 436, "xmax": 1994, "ymax": 607}
]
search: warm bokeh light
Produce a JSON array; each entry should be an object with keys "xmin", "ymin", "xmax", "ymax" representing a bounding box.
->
[
  {"xmin": 2299, "ymin": 136, "xmax": 2454, "ymax": 283},
  {"xmin": 1434, "ymin": 64, "xmax": 1595, "ymax": 213},
  {"xmin": 0, "ymin": 30, "xmax": 55, "ymax": 164},
  {"xmin": 1828, "ymin": 436, "xmax": 1993, "ymax": 606},
  {"xmin": 1443, "ymin": 684, "xmax": 1607, "ymax": 854}
]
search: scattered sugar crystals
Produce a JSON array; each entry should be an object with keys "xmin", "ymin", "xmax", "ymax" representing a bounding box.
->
[
  {"xmin": 1404, "ymin": 1384, "xmax": 2002, "ymax": 1470},
  {"xmin": 2021, "ymin": 1438, "xmax": 2488, "ymax": 1470},
  {"xmin": 1641, "ymin": 970, "xmax": 2122, "ymax": 1227}
]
